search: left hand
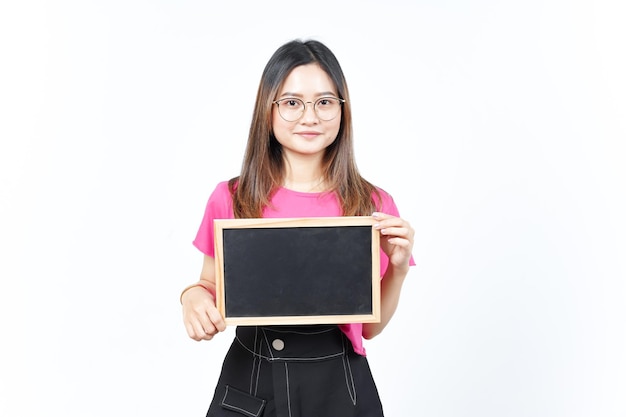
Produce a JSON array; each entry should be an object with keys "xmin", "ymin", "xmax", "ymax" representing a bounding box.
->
[{"xmin": 373, "ymin": 212, "xmax": 415, "ymax": 269}]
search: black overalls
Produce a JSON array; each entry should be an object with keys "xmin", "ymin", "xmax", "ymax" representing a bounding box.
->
[{"xmin": 206, "ymin": 325, "xmax": 385, "ymax": 417}]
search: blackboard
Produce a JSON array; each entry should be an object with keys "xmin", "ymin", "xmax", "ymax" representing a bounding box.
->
[{"xmin": 214, "ymin": 216, "xmax": 380, "ymax": 325}]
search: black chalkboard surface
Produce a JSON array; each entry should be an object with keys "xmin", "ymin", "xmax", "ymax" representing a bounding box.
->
[{"xmin": 214, "ymin": 217, "xmax": 380, "ymax": 325}]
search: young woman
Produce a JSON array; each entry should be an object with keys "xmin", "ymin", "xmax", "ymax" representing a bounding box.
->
[{"xmin": 180, "ymin": 39, "xmax": 415, "ymax": 417}]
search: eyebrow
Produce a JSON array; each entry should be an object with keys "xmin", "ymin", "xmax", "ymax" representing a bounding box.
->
[{"xmin": 277, "ymin": 91, "xmax": 338, "ymax": 99}]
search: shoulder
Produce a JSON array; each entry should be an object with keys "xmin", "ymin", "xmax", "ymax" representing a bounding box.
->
[
  {"xmin": 373, "ymin": 185, "xmax": 393, "ymax": 200},
  {"xmin": 372, "ymin": 185, "xmax": 395, "ymax": 205},
  {"xmin": 203, "ymin": 181, "xmax": 229, "ymax": 205},
  {"xmin": 208, "ymin": 180, "xmax": 235, "ymax": 200},
  {"xmin": 203, "ymin": 180, "xmax": 235, "ymax": 216},
  {"xmin": 213, "ymin": 180, "xmax": 231, "ymax": 194},
  {"xmin": 372, "ymin": 186, "xmax": 401, "ymax": 215}
]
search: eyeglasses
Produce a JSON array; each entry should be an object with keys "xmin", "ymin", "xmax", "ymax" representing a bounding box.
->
[{"xmin": 272, "ymin": 96, "xmax": 345, "ymax": 122}]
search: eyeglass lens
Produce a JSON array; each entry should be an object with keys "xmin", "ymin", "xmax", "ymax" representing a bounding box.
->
[{"xmin": 276, "ymin": 98, "xmax": 342, "ymax": 121}]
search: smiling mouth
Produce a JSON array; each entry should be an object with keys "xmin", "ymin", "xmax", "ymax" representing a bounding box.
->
[{"xmin": 296, "ymin": 132, "xmax": 321, "ymax": 138}]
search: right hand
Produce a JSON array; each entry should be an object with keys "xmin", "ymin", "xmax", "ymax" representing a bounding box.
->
[{"xmin": 181, "ymin": 285, "xmax": 226, "ymax": 341}]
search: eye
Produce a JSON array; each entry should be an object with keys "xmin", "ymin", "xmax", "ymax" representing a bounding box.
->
[
  {"xmin": 283, "ymin": 99, "xmax": 300, "ymax": 107},
  {"xmin": 317, "ymin": 98, "xmax": 336, "ymax": 107}
]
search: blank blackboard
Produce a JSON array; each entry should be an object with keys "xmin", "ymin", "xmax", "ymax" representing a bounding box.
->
[{"xmin": 214, "ymin": 216, "xmax": 380, "ymax": 325}]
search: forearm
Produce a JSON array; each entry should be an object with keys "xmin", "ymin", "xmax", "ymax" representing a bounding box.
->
[
  {"xmin": 362, "ymin": 263, "xmax": 410, "ymax": 339},
  {"xmin": 181, "ymin": 255, "xmax": 218, "ymax": 300},
  {"xmin": 181, "ymin": 255, "xmax": 226, "ymax": 340},
  {"xmin": 180, "ymin": 279, "xmax": 216, "ymax": 304}
]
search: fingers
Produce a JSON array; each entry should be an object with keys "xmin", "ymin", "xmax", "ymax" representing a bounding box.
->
[
  {"xmin": 372, "ymin": 212, "xmax": 414, "ymax": 242},
  {"xmin": 207, "ymin": 308, "xmax": 227, "ymax": 333},
  {"xmin": 185, "ymin": 312, "xmax": 223, "ymax": 341},
  {"xmin": 185, "ymin": 320, "xmax": 214, "ymax": 341},
  {"xmin": 182, "ymin": 297, "xmax": 226, "ymax": 342},
  {"xmin": 373, "ymin": 212, "xmax": 415, "ymax": 265}
]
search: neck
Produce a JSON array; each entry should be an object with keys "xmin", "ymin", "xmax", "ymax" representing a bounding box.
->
[
  {"xmin": 283, "ymin": 176, "xmax": 327, "ymax": 193},
  {"xmin": 282, "ymin": 155, "xmax": 327, "ymax": 193}
]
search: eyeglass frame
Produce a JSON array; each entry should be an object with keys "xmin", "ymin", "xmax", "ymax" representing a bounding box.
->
[{"xmin": 272, "ymin": 96, "xmax": 346, "ymax": 122}]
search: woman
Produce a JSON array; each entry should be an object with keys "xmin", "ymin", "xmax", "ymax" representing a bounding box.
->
[{"xmin": 181, "ymin": 39, "xmax": 415, "ymax": 417}]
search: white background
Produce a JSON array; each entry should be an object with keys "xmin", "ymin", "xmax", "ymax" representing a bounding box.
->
[{"xmin": 1, "ymin": 1, "xmax": 625, "ymax": 416}]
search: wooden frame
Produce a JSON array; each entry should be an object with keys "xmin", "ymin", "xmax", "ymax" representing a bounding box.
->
[{"xmin": 214, "ymin": 216, "xmax": 380, "ymax": 326}]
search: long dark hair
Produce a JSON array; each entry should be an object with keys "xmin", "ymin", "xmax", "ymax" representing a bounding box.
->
[{"xmin": 229, "ymin": 39, "xmax": 380, "ymax": 218}]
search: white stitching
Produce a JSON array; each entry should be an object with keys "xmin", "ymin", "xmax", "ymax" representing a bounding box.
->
[
  {"xmin": 248, "ymin": 327, "xmax": 258, "ymax": 395},
  {"xmin": 253, "ymin": 346, "xmax": 262, "ymax": 397},
  {"xmin": 221, "ymin": 386, "xmax": 264, "ymax": 417},
  {"xmin": 284, "ymin": 362, "xmax": 292, "ymax": 417},
  {"xmin": 343, "ymin": 354, "xmax": 357, "ymax": 405},
  {"xmin": 261, "ymin": 329, "xmax": 275, "ymax": 360},
  {"xmin": 235, "ymin": 330, "xmax": 345, "ymax": 362},
  {"xmin": 269, "ymin": 351, "xmax": 344, "ymax": 362},
  {"xmin": 249, "ymin": 354, "xmax": 257, "ymax": 394},
  {"xmin": 342, "ymin": 337, "xmax": 357, "ymax": 405},
  {"xmin": 235, "ymin": 327, "xmax": 359, "ymax": 411}
]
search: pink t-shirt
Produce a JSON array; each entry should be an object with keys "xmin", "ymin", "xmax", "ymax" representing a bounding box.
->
[{"xmin": 193, "ymin": 181, "xmax": 414, "ymax": 356}]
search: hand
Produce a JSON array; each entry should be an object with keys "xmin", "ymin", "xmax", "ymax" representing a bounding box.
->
[
  {"xmin": 373, "ymin": 212, "xmax": 415, "ymax": 269},
  {"xmin": 181, "ymin": 286, "xmax": 226, "ymax": 341}
]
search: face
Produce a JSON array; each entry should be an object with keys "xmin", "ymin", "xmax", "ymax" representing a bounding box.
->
[{"xmin": 272, "ymin": 64, "xmax": 342, "ymax": 161}]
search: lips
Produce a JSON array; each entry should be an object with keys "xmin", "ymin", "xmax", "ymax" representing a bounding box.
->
[{"xmin": 295, "ymin": 131, "xmax": 322, "ymax": 139}]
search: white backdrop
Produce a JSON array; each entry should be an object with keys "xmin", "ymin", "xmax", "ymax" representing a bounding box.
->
[{"xmin": 1, "ymin": 1, "xmax": 625, "ymax": 416}]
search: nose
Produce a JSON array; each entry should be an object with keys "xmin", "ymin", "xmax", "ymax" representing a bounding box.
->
[{"xmin": 300, "ymin": 101, "xmax": 319, "ymax": 123}]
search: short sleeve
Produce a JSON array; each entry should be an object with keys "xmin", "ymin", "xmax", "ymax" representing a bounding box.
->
[{"xmin": 192, "ymin": 181, "xmax": 234, "ymax": 257}]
